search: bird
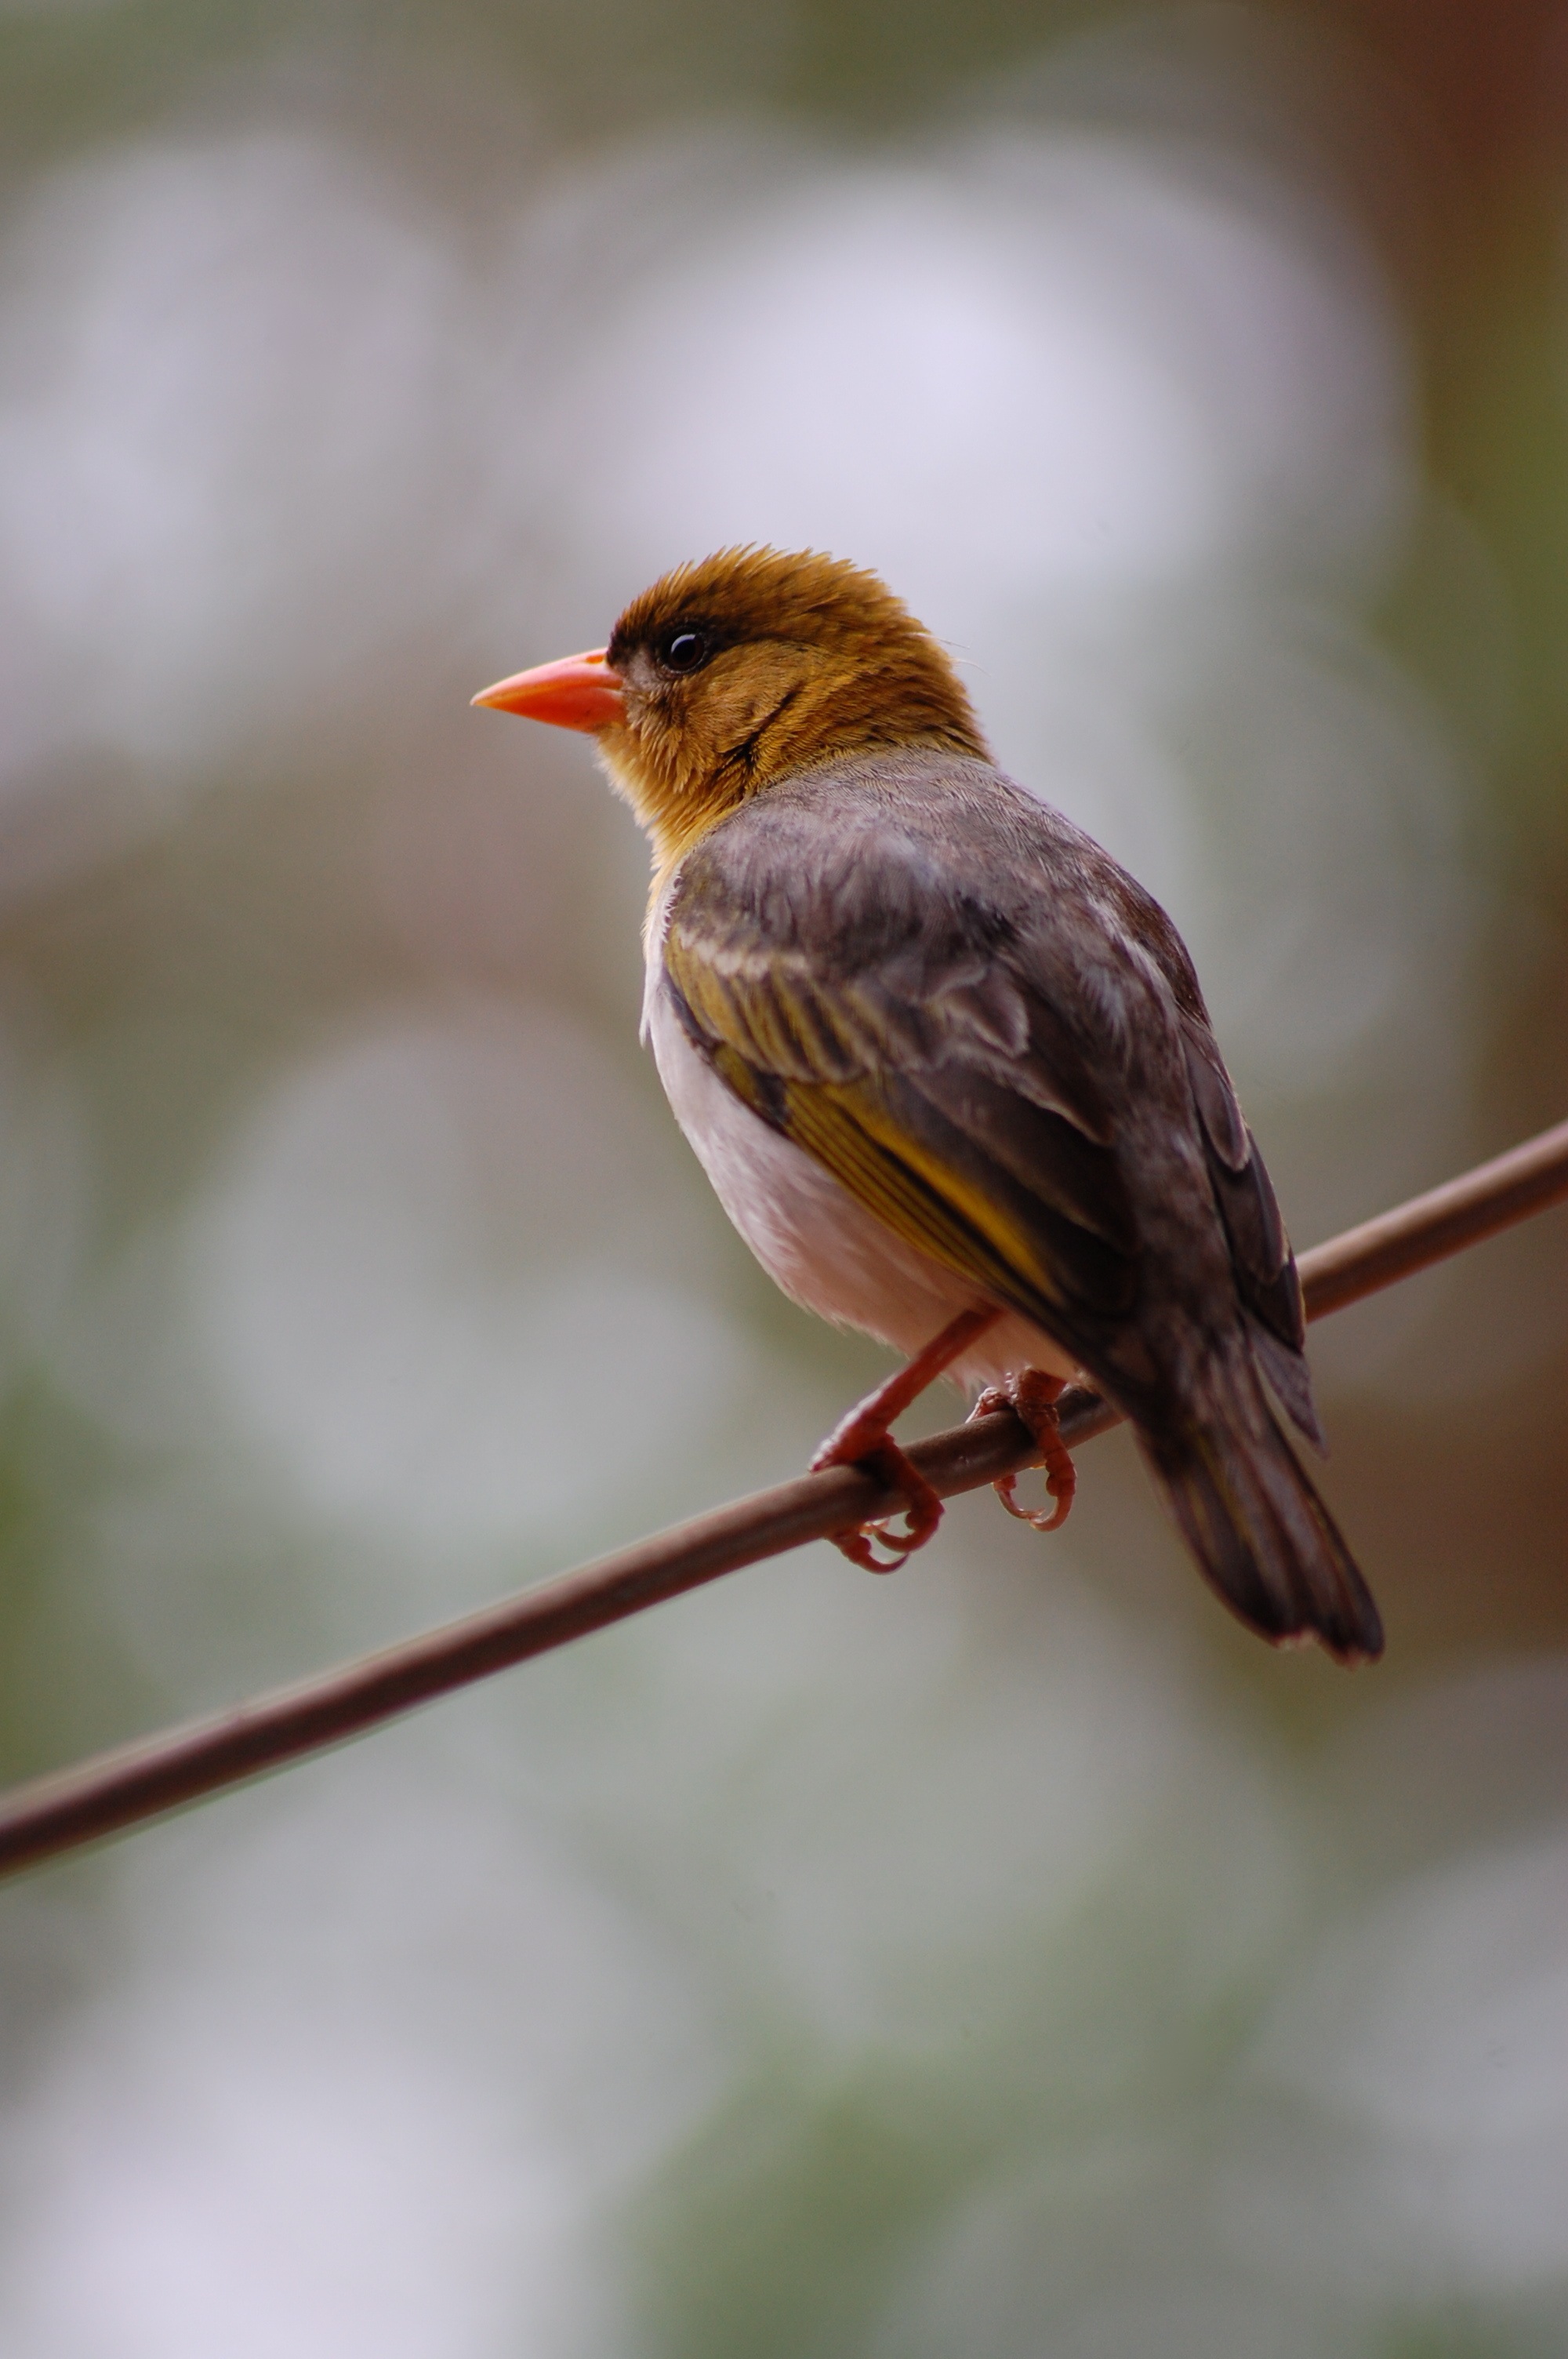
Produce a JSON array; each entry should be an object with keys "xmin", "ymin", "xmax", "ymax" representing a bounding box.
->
[{"xmin": 473, "ymin": 547, "xmax": 1383, "ymax": 1664}]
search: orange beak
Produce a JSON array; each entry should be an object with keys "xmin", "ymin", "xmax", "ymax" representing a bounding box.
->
[{"xmin": 470, "ymin": 647, "xmax": 625, "ymax": 733}]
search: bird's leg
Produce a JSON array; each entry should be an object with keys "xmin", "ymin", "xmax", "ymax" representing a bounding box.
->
[
  {"xmin": 968, "ymin": 1368, "xmax": 1076, "ymax": 1532},
  {"xmin": 812, "ymin": 1306, "xmax": 1001, "ymax": 1572}
]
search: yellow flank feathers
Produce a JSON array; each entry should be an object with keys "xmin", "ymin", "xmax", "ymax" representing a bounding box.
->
[
  {"xmin": 780, "ymin": 1077, "xmax": 1062, "ymax": 1320},
  {"xmin": 667, "ymin": 926, "xmax": 1063, "ymax": 1321}
]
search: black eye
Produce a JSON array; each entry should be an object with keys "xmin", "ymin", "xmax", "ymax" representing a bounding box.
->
[{"xmin": 659, "ymin": 627, "xmax": 710, "ymax": 674}]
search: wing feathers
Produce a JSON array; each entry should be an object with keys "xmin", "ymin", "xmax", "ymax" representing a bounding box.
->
[
  {"xmin": 780, "ymin": 1074, "xmax": 1048, "ymax": 1313},
  {"xmin": 663, "ymin": 922, "xmax": 1138, "ymax": 1336},
  {"xmin": 911, "ymin": 1063, "xmax": 1137, "ymax": 1257},
  {"xmin": 1180, "ymin": 1020, "xmax": 1319, "ymax": 1397},
  {"xmin": 1245, "ymin": 1314, "xmax": 1328, "ymax": 1454},
  {"xmin": 665, "ymin": 772, "xmax": 1312, "ymax": 1423}
]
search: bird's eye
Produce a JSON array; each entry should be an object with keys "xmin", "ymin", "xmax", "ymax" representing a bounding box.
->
[{"xmin": 659, "ymin": 627, "xmax": 710, "ymax": 674}]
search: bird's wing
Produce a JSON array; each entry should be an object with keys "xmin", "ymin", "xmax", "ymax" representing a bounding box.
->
[
  {"xmin": 1177, "ymin": 1017, "xmax": 1322, "ymax": 1448},
  {"xmin": 659, "ymin": 803, "xmax": 1143, "ymax": 1350}
]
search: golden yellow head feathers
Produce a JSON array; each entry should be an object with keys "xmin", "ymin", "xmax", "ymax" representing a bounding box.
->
[{"xmin": 474, "ymin": 547, "xmax": 989, "ymax": 868}]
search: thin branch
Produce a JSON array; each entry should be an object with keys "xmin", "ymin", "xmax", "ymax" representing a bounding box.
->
[{"xmin": 1, "ymin": 1115, "xmax": 1566, "ymax": 1882}]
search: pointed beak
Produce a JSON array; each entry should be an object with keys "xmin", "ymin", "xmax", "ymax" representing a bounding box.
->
[{"xmin": 470, "ymin": 647, "xmax": 625, "ymax": 732}]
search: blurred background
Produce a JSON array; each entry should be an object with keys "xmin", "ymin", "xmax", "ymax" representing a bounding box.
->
[{"xmin": 0, "ymin": 0, "xmax": 1563, "ymax": 2351}]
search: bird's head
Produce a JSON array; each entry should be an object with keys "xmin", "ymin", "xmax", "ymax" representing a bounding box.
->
[{"xmin": 473, "ymin": 547, "xmax": 989, "ymax": 868}]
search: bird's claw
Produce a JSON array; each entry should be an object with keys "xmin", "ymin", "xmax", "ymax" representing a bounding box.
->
[
  {"xmin": 969, "ymin": 1370, "xmax": 1076, "ymax": 1532},
  {"xmin": 813, "ymin": 1432, "xmax": 944, "ymax": 1575},
  {"xmin": 810, "ymin": 1307, "xmax": 1006, "ymax": 1572}
]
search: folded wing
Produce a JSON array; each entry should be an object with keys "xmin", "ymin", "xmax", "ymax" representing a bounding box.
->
[{"xmin": 661, "ymin": 834, "xmax": 1141, "ymax": 1362}]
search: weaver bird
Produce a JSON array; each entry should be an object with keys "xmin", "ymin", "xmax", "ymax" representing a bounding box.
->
[{"xmin": 474, "ymin": 548, "xmax": 1382, "ymax": 1664}]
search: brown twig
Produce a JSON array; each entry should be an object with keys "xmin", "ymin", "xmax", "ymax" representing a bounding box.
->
[{"xmin": 0, "ymin": 1116, "xmax": 1565, "ymax": 1881}]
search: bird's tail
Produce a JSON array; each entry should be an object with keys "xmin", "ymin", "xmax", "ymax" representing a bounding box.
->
[{"xmin": 1138, "ymin": 1369, "xmax": 1383, "ymax": 1664}]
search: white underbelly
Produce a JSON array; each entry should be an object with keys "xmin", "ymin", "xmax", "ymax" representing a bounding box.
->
[{"xmin": 646, "ymin": 988, "xmax": 1079, "ymax": 1394}]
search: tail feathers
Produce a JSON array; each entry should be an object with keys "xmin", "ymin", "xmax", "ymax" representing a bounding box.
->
[{"xmin": 1141, "ymin": 1389, "xmax": 1383, "ymax": 1665}]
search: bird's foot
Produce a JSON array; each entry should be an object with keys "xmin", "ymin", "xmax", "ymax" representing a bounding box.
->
[
  {"xmin": 811, "ymin": 1306, "xmax": 1000, "ymax": 1573},
  {"xmin": 968, "ymin": 1369, "xmax": 1076, "ymax": 1532},
  {"xmin": 812, "ymin": 1432, "xmax": 944, "ymax": 1574}
]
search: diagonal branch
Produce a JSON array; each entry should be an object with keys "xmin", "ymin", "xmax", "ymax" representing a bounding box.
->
[{"xmin": 0, "ymin": 1116, "xmax": 1566, "ymax": 1882}]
